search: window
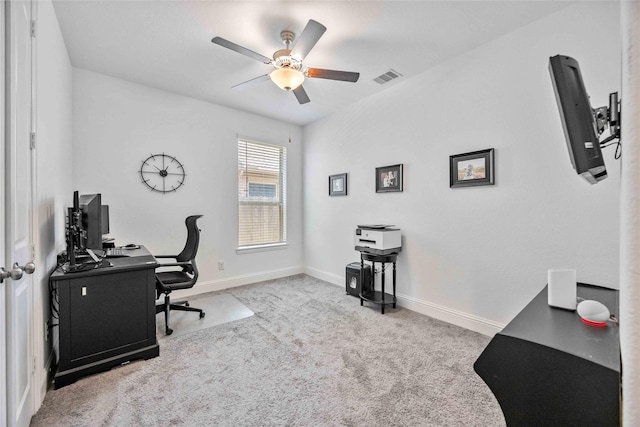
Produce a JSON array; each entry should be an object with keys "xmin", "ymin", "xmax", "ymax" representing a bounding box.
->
[
  {"xmin": 237, "ymin": 138, "xmax": 287, "ymax": 249},
  {"xmin": 248, "ymin": 183, "xmax": 277, "ymax": 199}
]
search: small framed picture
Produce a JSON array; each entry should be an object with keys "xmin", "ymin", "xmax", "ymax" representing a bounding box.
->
[
  {"xmin": 375, "ymin": 164, "xmax": 403, "ymax": 193},
  {"xmin": 450, "ymin": 149, "xmax": 495, "ymax": 188},
  {"xmin": 329, "ymin": 173, "xmax": 347, "ymax": 196}
]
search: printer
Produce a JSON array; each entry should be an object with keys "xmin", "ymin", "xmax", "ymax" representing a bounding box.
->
[{"xmin": 354, "ymin": 225, "xmax": 401, "ymax": 252}]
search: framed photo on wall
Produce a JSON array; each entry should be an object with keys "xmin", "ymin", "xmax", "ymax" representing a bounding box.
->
[
  {"xmin": 329, "ymin": 173, "xmax": 347, "ymax": 196},
  {"xmin": 450, "ymin": 148, "xmax": 495, "ymax": 188},
  {"xmin": 376, "ymin": 164, "xmax": 403, "ymax": 193}
]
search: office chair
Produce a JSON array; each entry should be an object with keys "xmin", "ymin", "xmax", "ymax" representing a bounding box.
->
[{"xmin": 155, "ymin": 215, "xmax": 205, "ymax": 335}]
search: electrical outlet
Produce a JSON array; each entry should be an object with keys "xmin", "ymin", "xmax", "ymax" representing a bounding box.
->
[{"xmin": 218, "ymin": 261, "xmax": 225, "ymax": 270}]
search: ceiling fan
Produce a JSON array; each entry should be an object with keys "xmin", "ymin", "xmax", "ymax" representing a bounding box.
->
[{"xmin": 211, "ymin": 19, "xmax": 360, "ymax": 104}]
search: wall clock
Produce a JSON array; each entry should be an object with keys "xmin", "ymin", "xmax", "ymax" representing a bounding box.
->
[{"xmin": 139, "ymin": 153, "xmax": 186, "ymax": 194}]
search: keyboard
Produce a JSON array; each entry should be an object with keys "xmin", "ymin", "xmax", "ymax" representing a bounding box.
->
[{"xmin": 105, "ymin": 247, "xmax": 130, "ymax": 258}]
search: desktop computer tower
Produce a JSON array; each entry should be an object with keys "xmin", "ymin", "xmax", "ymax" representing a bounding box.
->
[{"xmin": 345, "ymin": 262, "xmax": 372, "ymax": 297}]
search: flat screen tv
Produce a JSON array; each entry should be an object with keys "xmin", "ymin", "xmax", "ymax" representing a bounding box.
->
[{"xmin": 549, "ymin": 54, "xmax": 607, "ymax": 184}]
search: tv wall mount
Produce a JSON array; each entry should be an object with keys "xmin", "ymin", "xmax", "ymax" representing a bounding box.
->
[
  {"xmin": 139, "ymin": 153, "xmax": 186, "ymax": 194},
  {"xmin": 594, "ymin": 92, "xmax": 621, "ymax": 157}
]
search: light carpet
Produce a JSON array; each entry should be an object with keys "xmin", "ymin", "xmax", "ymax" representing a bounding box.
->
[{"xmin": 32, "ymin": 274, "xmax": 505, "ymax": 426}]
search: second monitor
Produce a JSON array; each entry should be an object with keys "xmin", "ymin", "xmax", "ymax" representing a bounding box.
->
[{"xmin": 79, "ymin": 193, "xmax": 103, "ymax": 250}]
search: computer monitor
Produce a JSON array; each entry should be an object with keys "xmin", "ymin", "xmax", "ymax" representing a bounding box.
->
[
  {"xmin": 79, "ymin": 193, "xmax": 102, "ymax": 250},
  {"xmin": 101, "ymin": 205, "xmax": 110, "ymax": 235},
  {"xmin": 66, "ymin": 191, "xmax": 83, "ymax": 260},
  {"xmin": 549, "ymin": 54, "xmax": 608, "ymax": 184}
]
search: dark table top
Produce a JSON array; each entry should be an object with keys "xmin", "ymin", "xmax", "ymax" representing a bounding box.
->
[
  {"xmin": 500, "ymin": 283, "xmax": 619, "ymax": 372},
  {"xmin": 51, "ymin": 245, "xmax": 158, "ymax": 280}
]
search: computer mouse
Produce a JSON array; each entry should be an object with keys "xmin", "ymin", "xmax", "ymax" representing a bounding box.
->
[
  {"xmin": 125, "ymin": 244, "xmax": 139, "ymax": 249},
  {"xmin": 577, "ymin": 300, "xmax": 610, "ymax": 326}
]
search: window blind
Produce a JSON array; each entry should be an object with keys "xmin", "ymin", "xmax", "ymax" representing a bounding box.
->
[{"xmin": 237, "ymin": 138, "xmax": 287, "ymax": 248}]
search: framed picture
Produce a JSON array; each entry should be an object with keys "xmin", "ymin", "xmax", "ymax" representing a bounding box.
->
[
  {"xmin": 450, "ymin": 148, "xmax": 495, "ymax": 188},
  {"xmin": 329, "ymin": 173, "xmax": 347, "ymax": 196},
  {"xmin": 375, "ymin": 164, "xmax": 403, "ymax": 193}
]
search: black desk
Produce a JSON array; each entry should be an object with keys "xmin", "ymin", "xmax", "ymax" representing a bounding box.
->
[
  {"xmin": 474, "ymin": 283, "xmax": 620, "ymax": 426},
  {"xmin": 50, "ymin": 246, "xmax": 159, "ymax": 388},
  {"xmin": 355, "ymin": 246, "xmax": 401, "ymax": 314}
]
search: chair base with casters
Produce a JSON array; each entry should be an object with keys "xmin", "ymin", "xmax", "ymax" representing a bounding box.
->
[{"xmin": 155, "ymin": 291, "xmax": 205, "ymax": 335}]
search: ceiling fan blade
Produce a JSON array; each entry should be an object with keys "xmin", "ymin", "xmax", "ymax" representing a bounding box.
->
[
  {"xmin": 232, "ymin": 74, "xmax": 270, "ymax": 89},
  {"xmin": 293, "ymin": 85, "xmax": 310, "ymax": 104},
  {"xmin": 211, "ymin": 37, "xmax": 272, "ymax": 64},
  {"xmin": 290, "ymin": 20, "xmax": 326, "ymax": 61},
  {"xmin": 306, "ymin": 68, "xmax": 360, "ymax": 82}
]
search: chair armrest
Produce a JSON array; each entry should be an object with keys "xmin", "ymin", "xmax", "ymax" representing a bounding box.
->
[
  {"xmin": 156, "ymin": 261, "xmax": 192, "ymax": 268},
  {"xmin": 155, "ymin": 255, "xmax": 178, "ymax": 259}
]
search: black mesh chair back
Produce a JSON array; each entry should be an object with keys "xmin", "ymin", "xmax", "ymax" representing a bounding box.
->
[
  {"xmin": 176, "ymin": 215, "xmax": 202, "ymax": 265},
  {"xmin": 155, "ymin": 215, "xmax": 205, "ymax": 335}
]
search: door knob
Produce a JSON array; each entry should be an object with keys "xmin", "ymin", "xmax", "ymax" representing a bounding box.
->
[
  {"xmin": 0, "ymin": 265, "xmax": 24, "ymax": 283},
  {"xmin": 14, "ymin": 261, "xmax": 36, "ymax": 275}
]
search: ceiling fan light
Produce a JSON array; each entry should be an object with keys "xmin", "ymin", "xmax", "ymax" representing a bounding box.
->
[{"xmin": 270, "ymin": 68, "xmax": 304, "ymax": 91}]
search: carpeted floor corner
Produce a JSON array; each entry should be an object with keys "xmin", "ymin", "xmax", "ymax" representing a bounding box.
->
[{"xmin": 31, "ymin": 274, "xmax": 505, "ymax": 426}]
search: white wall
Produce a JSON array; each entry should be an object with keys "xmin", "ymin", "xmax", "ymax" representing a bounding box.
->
[
  {"xmin": 620, "ymin": 2, "xmax": 640, "ymax": 423},
  {"xmin": 72, "ymin": 69, "xmax": 304, "ymax": 292},
  {"xmin": 35, "ymin": 0, "xmax": 73, "ymax": 403},
  {"xmin": 303, "ymin": 1, "xmax": 621, "ymax": 334}
]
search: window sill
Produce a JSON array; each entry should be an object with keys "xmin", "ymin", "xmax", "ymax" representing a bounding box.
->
[{"xmin": 236, "ymin": 243, "xmax": 288, "ymax": 255}]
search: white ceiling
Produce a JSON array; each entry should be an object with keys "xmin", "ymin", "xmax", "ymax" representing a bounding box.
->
[{"xmin": 52, "ymin": 0, "xmax": 574, "ymax": 126}]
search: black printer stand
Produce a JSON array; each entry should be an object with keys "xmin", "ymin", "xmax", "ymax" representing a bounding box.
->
[{"xmin": 355, "ymin": 246, "xmax": 401, "ymax": 314}]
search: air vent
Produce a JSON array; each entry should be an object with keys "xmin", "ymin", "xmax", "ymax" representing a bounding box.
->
[{"xmin": 373, "ymin": 69, "xmax": 403, "ymax": 85}]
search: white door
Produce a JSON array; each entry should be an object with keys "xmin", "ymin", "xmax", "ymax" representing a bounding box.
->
[
  {"xmin": 4, "ymin": 1, "xmax": 36, "ymax": 426},
  {"xmin": 1, "ymin": 1, "xmax": 7, "ymax": 423}
]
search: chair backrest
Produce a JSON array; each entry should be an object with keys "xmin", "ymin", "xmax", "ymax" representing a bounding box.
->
[{"xmin": 176, "ymin": 215, "xmax": 202, "ymax": 263}]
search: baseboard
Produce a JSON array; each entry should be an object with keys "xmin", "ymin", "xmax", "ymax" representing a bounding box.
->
[
  {"xmin": 304, "ymin": 266, "xmax": 343, "ymax": 286},
  {"xmin": 395, "ymin": 293, "xmax": 505, "ymax": 337},
  {"xmin": 36, "ymin": 349, "xmax": 55, "ymax": 412},
  {"xmin": 304, "ymin": 267, "xmax": 505, "ymax": 337},
  {"xmin": 42, "ymin": 353, "xmax": 53, "ymax": 395},
  {"xmin": 167, "ymin": 265, "xmax": 305, "ymax": 300}
]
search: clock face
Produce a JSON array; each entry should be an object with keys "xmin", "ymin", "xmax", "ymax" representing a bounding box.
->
[{"xmin": 139, "ymin": 153, "xmax": 186, "ymax": 193}]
